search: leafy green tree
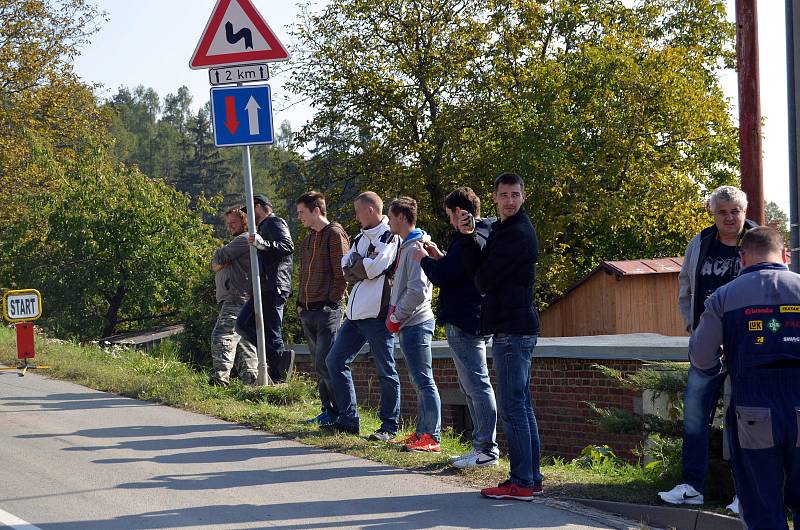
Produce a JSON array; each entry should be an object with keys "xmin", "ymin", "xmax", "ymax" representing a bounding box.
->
[
  {"xmin": 765, "ymin": 200, "xmax": 790, "ymax": 245},
  {"xmin": 0, "ymin": 0, "xmax": 108, "ymax": 226},
  {"xmin": 4, "ymin": 151, "xmax": 218, "ymax": 340},
  {"xmin": 289, "ymin": 0, "xmax": 739, "ymax": 298}
]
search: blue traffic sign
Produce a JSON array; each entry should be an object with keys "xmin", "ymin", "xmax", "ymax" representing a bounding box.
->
[{"xmin": 210, "ymin": 85, "xmax": 274, "ymax": 147}]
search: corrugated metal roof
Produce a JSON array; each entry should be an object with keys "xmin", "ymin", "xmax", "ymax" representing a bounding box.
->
[{"xmin": 603, "ymin": 257, "xmax": 683, "ymax": 276}]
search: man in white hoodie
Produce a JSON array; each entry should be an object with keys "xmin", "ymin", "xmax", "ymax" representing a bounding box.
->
[
  {"xmin": 386, "ymin": 196, "xmax": 441, "ymax": 452},
  {"xmin": 324, "ymin": 192, "xmax": 401, "ymax": 438}
]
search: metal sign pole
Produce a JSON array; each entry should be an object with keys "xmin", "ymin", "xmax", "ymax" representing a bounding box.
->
[{"xmin": 241, "ymin": 145, "xmax": 270, "ymax": 386}]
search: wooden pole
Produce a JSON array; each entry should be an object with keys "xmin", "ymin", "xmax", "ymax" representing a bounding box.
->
[{"xmin": 736, "ymin": 0, "xmax": 765, "ymax": 223}]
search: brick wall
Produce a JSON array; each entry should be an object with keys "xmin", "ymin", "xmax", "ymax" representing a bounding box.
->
[{"xmin": 295, "ymin": 351, "xmax": 645, "ymax": 460}]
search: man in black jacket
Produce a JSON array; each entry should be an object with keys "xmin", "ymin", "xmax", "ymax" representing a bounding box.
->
[
  {"xmin": 458, "ymin": 172, "xmax": 543, "ymax": 501},
  {"xmin": 236, "ymin": 194, "xmax": 295, "ymax": 383},
  {"xmin": 414, "ymin": 187, "xmax": 499, "ymax": 468}
]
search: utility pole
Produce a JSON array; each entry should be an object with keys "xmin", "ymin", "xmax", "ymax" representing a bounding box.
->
[
  {"xmin": 736, "ymin": 0, "xmax": 765, "ymax": 224},
  {"xmin": 787, "ymin": 0, "xmax": 800, "ymax": 271}
]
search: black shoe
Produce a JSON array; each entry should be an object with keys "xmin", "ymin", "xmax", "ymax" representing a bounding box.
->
[
  {"xmin": 268, "ymin": 349, "xmax": 295, "ymax": 383},
  {"xmin": 208, "ymin": 376, "xmax": 229, "ymax": 387},
  {"xmin": 368, "ymin": 429, "xmax": 396, "ymax": 442},
  {"xmin": 321, "ymin": 421, "xmax": 359, "ymax": 435}
]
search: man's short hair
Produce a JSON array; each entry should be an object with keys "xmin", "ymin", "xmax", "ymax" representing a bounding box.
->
[
  {"xmin": 296, "ymin": 191, "xmax": 327, "ymax": 216},
  {"xmin": 355, "ymin": 191, "xmax": 383, "ymax": 213},
  {"xmin": 444, "ymin": 187, "xmax": 481, "ymax": 217},
  {"xmin": 708, "ymin": 185, "xmax": 748, "ymax": 213},
  {"xmin": 389, "ymin": 196, "xmax": 418, "ymax": 226},
  {"xmin": 224, "ymin": 204, "xmax": 248, "ymax": 229},
  {"xmin": 741, "ymin": 227, "xmax": 784, "ymax": 257},
  {"xmin": 494, "ymin": 172, "xmax": 525, "ymax": 192}
]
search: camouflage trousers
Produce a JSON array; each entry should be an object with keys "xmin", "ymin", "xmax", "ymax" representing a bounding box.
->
[{"xmin": 211, "ymin": 300, "xmax": 258, "ymax": 384}]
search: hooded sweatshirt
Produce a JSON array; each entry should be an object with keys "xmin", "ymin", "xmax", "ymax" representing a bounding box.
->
[{"xmin": 389, "ymin": 228, "xmax": 435, "ymax": 329}]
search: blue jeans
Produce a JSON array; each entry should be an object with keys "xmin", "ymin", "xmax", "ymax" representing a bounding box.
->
[
  {"xmin": 300, "ymin": 306, "xmax": 343, "ymax": 417},
  {"xmin": 446, "ymin": 323, "xmax": 498, "ymax": 456},
  {"xmin": 399, "ymin": 319, "xmax": 441, "ymax": 440},
  {"xmin": 492, "ymin": 334, "xmax": 542, "ymax": 488},
  {"xmin": 325, "ymin": 317, "xmax": 400, "ymax": 433},
  {"xmin": 236, "ymin": 291, "xmax": 287, "ymax": 356},
  {"xmin": 681, "ymin": 364, "xmax": 726, "ymax": 494}
]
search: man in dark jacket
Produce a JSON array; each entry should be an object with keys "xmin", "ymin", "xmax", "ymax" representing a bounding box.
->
[
  {"xmin": 236, "ymin": 194, "xmax": 295, "ymax": 383},
  {"xmin": 689, "ymin": 227, "xmax": 800, "ymax": 529},
  {"xmin": 457, "ymin": 172, "xmax": 543, "ymax": 501},
  {"xmin": 414, "ymin": 187, "xmax": 499, "ymax": 467}
]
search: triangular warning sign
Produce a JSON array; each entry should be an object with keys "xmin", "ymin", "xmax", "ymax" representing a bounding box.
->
[{"xmin": 190, "ymin": 0, "xmax": 290, "ymax": 69}]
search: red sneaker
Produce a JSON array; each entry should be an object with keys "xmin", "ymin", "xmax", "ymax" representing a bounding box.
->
[
  {"xmin": 481, "ymin": 480, "xmax": 543, "ymax": 501},
  {"xmin": 404, "ymin": 433, "xmax": 441, "ymax": 452},
  {"xmin": 389, "ymin": 432, "xmax": 418, "ymax": 445}
]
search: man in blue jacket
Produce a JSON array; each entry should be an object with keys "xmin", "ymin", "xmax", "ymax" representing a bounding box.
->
[
  {"xmin": 413, "ymin": 187, "xmax": 499, "ymax": 467},
  {"xmin": 689, "ymin": 227, "xmax": 799, "ymax": 529},
  {"xmin": 457, "ymin": 172, "xmax": 543, "ymax": 501}
]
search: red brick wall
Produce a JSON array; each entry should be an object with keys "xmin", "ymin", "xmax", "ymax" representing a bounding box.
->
[{"xmin": 296, "ymin": 354, "xmax": 644, "ymax": 460}]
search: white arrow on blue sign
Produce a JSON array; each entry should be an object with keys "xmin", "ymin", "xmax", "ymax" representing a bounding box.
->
[{"xmin": 210, "ymin": 84, "xmax": 274, "ymax": 147}]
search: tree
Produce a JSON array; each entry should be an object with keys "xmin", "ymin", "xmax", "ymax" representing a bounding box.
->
[
  {"xmin": 0, "ymin": 0, "xmax": 108, "ymax": 226},
  {"xmin": 289, "ymin": 0, "xmax": 739, "ymax": 298},
  {"xmin": 3, "ymin": 151, "xmax": 218, "ymax": 340},
  {"xmin": 765, "ymin": 201, "xmax": 789, "ymax": 245}
]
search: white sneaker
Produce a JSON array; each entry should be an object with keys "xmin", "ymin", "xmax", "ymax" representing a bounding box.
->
[
  {"xmin": 452, "ymin": 449, "xmax": 499, "ymax": 469},
  {"xmin": 657, "ymin": 483, "xmax": 704, "ymax": 505},
  {"xmin": 726, "ymin": 496, "xmax": 740, "ymax": 515}
]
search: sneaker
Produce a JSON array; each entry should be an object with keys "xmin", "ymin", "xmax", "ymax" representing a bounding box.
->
[
  {"xmin": 320, "ymin": 421, "xmax": 359, "ymax": 435},
  {"xmin": 726, "ymin": 496, "xmax": 740, "ymax": 515},
  {"xmin": 304, "ymin": 411, "xmax": 332, "ymax": 425},
  {"xmin": 452, "ymin": 449, "xmax": 499, "ymax": 469},
  {"xmin": 388, "ymin": 433, "xmax": 418, "ymax": 445},
  {"xmin": 403, "ymin": 433, "xmax": 441, "ymax": 452},
  {"xmin": 481, "ymin": 480, "xmax": 542, "ymax": 501},
  {"xmin": 368, "ymin": 429, "xmax": 396, "ymax": 442},
  {"xmin": 268, "ymin": 349, "xmax": 295, "ymax": 383},
  {"xmin": 657, "ymin": 483, "xmax": 704, "ymax": 505}
]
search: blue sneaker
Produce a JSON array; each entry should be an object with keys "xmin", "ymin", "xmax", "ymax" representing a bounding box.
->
[{"xmin": 304, "ymin": 411, "xmax": 334, "ymax": 425}]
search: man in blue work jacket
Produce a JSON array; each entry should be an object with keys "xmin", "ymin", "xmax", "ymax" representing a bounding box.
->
[{"xmin": 689, "ymin": 227, "xmax": 800, "ymax": 529}]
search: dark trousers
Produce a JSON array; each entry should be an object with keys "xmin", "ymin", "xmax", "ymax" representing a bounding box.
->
[
  {"xmin": 236, "ymin": 290, "xmax": 287, "ymax": 357},
  {"xmin": 727, "ymin": 368, "xmax": 800, "ymax": 530},
  {"xmin": 300, "ymin": 306, "xmax": 343, "ymax": 417}
]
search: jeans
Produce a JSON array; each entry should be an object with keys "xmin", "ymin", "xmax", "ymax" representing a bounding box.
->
[
  {"xmin": 446, "ymin": 324, "xmax": 498, "ymax": 456},
  {"xmin": 492, "ymin": 334, "xmax": 542, "ymax": 488},
  {"xmin": 300, "ymin": 306, "xmax": 343, "ymax": 417},
  {"xmin": 325, "ymin": 317, "xmax": 400, "ymax": 433},
  {"xmin": 399, "ymin": 319, "xmax": 441, "ymax": 440},
  {"xmin": 235, "ymin": 290, "xmax": 288, "ymax": 357},
  {"xmin": 681, "ymin": 364, "xmax": 726, "ymax": 494}
]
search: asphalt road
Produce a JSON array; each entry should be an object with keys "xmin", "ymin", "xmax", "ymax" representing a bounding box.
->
[{"xmin": 0, "ymin": 368, "xmax": 636, "ymax": 530}]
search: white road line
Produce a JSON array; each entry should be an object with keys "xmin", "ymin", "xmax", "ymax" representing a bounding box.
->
[{"xmin": 0, "ymin": 508, "xmax": 42, "ymax": 530}]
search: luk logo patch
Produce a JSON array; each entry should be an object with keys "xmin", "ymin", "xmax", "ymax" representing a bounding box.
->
[
  {"xmin": 755, "ymin": 336, "xmax": 765, "ymax": 345},
  {"xmin": 767, "ymin": 318, "xmax": 782, "ymax": 333},
  {"xmin": 748, "ymin": 320, "xmax": 763, "ymax": 331},
  {"xmin": 780, "ymin": 305, "xmax": 800, "ymax": 313}
]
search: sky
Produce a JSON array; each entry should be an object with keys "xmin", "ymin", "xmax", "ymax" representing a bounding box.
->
[{"xmin": 73, "ymin": 0, "xmax": 791, "ymax": 213}]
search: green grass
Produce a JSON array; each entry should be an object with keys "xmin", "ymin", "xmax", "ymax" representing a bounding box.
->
[{"xmin": 0, "ymin": 327, "xmax": 723, "ymax": 508}]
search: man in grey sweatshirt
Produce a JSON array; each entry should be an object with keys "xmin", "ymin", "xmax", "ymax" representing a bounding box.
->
[
  {"xmin": 386, "ymin": 196, "xmax": 441, "ymax": 452},
  {"xmin": 210, "ymin": 205, "xmax": 258, "ymax": 386}
]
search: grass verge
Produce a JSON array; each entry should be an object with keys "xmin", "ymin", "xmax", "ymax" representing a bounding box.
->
[{"xmin": 0, "ymin": 327, "xmax": 715, "ymax": 508}]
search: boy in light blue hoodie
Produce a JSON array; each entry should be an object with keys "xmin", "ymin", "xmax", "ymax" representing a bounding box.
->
[{"xmin": 386, "ymin": 196, "xmax": 441, "ymax": 452}]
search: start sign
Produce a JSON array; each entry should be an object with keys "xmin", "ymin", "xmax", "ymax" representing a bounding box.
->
[{"xmin": 3, "ymin": 289, "xmax": 42, "ymax": 322}]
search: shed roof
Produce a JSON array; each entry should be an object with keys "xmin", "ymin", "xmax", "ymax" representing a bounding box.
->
[{"xmin": 546, "ymin": 257, "xmax": 683, "ymax": 307}]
